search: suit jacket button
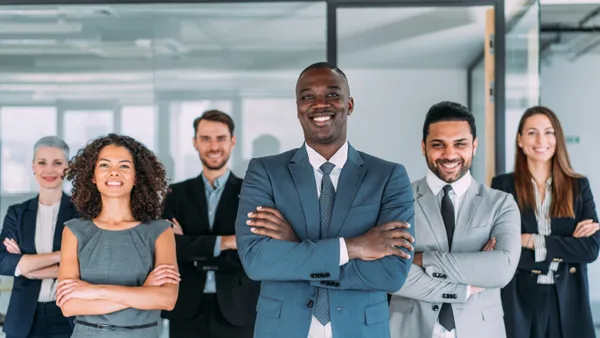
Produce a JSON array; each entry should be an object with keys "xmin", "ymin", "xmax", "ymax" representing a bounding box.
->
[
  {"xmin": 334, "ymin": 282, "xmax": 340, "ymax": 287},
  {"xmin": 311, "ymin": 274, "xmax": 318, "ymax": 278},
  {"xmin": 432, "ymin": 305, "xmax": 439, "ymax": 311},
  {"xmin": 324, "ymin": 273, "xmax": 330, "ymax": 277},
  {"xmin": 569, "ymin": 267, "xmax": 577, "ymax": 274},
  {"xmin": 321, "ymin": 281, "xmax": 327, "ymax": 285},
  {"xmin": 306, "ymin": 300, "xmax": 314, "ymax": 308}
]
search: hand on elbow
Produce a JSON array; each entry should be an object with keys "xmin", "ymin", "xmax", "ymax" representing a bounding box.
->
[
  {"xmin": 143, "ymin": 264, "xmax": 181, "ymax": 287},
  {"xmin": 56, "ymin": 279, "xmax": 98, "ymax": 308},
  {"xmin": 346, "ymin": 221, "xmax": 414, "ymax": 261}
]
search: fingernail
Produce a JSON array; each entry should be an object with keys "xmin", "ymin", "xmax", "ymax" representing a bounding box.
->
[
  {"xmin": 246, "ymin": 220, "xmax": 251, "ymax": 225},
  {"xmin": 406, "ymin": 223, "xmax": 411, "ymax": 228},
  {"xmin": 256, "ymin": 206, "xmax": 262, "ymax": 210},
  {"xmin": 406, "ymin": 254, "xmax": 411, "ymax": 259},
  {"xmin": 247, "ymin": 212, "xmax": 254, "ymax": 217},
  {"xmin": 250, "ymin": 228, "xmax": 256, "ymax": 232}
]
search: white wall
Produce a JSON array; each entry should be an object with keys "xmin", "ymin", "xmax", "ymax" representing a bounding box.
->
[
  {"xmin": 345, "ymin": 68, "xmax": 469, "ymax": 183},
  {"xmin": 541, "ymin": 54, "xmax": 600, "ymax": 303}
]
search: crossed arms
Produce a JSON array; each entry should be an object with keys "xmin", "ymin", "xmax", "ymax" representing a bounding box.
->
[
  {"xmin": 234, "ymin": 158, "xmax": 416, "ymax": 293},
  {"xmin": 394, "ymin": 194, "xmax": 522, "ymax": 303},
  {"xmin": 494, "ymin": 177, "xmax": 600, "ymax": 275},
  {"xmin": 57, "ymin": 226, "xmax": 180, "ymax": 317},
  {"xmin": 0, "ymin": 206, "xmax": 61, "ymax": 280}
]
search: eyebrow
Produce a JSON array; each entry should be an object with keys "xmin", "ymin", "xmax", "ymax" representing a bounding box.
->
[
  {"xmin": 198, "ymin": 134, "xmax": 228, "ymax": 138},
  {"xmin": 298, "ymin": 85, "xmax": 342, "ymax": 94},
  {"xmin": 98, "ymin": 158, "xmax": 132, "ymax": 164},
  {"xmin": 430, "ymin": 138, "xmax": 468, "ymax": 143},
  {"xmin": 526, "ymin": 127, "xmax": 554, "ymax": 130}
]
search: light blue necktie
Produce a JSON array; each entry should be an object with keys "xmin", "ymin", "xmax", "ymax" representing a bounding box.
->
[{"xmin": 313, "ymin": 162, "xmax": 336, "ymax": 326}]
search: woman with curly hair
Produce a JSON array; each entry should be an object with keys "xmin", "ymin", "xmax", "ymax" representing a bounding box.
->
[{"xmin": 55, "ymin": 133, "xmax": 180, "ymax": 338}]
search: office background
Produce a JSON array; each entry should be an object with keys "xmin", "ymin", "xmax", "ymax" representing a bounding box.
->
[{"xmin": 0, "ymin": 0, "xmax": 598, "ymax": 335}]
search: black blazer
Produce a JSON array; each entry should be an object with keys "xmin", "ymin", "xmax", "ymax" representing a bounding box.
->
[
  {"xmin": 491, "ymin": 173, "xmax": 599, "ymax": 338},
  {"xmin": 161, "ymin": 173, "xmax": 260, "ymax": 327},
  {"xmin": 0, "ymin": 193, "xmax": 79, "ymax": 337}
]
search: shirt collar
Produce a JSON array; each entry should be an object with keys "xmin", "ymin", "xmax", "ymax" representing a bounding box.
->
[
  {"xmin": 531, "ymin": 177, "xmax": 552, "ymax": 187},
  {"xmin": 305, "ymin": 141, "xmax": 348, "ymax": 172},
  {"xmin": 202, "ymin": 169, "xmax": 230, "ymax": 190},
  {"xmin": 426, "ymin": 169, "xmax": 472, "ymax": 198}
]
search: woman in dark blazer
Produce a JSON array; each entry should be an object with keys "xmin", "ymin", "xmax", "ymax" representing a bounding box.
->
[
  {"xmin": 0, "ymin": 136, "xmax": 79, "ymax": 338},
  {"xmin": 492, "ymin": 106, "xmax": 599, "ymax": 338}
]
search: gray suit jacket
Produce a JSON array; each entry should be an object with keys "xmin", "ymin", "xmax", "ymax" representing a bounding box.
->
[{"xmin": 389, "ymin": 177, "xmax": 521, "ymax": 338}]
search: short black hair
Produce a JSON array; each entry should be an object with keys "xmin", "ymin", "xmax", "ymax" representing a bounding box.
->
[
  {"xmin": 193, "ymin": 109, "xmax": 235, "ymax": 137},
  {"xmin": 298, "ymin": 61, "xmax": 349, "ymax": 89},
  {"xmin": 422, "ymin": 101, "xmax": 476, "ymax": 142}
]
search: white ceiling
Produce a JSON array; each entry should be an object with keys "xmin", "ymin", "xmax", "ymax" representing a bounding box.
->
[
  {"xmin": 0, "ymin": 2, "xmax": 596, "ymax": 103},
  {"xmin": 0, "ymin": 3, "xmax": 492, "ymax": 103}
]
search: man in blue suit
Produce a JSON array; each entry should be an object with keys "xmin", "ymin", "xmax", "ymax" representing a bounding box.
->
[{"xmin": 235, "ymin": 62, "xmax": 415, "ymax": 338}]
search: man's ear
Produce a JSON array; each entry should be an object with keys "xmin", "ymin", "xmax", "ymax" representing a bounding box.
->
[{"xmin": 347, "ymin": 97, "xmax": 354, "ymax": 116}]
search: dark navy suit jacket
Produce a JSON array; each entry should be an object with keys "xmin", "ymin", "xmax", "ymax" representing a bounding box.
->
[
  {"xmin": 492, "ymin": 173, "xmax": 599, "ymax": 338},
  {"xmin": 0, "ymin": 193, "xmax": 79, "ymax": 337}
]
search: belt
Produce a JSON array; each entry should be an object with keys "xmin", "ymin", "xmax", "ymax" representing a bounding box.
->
[{"xmin": 74, "ymin": 320, "xmax": 157, "ymax": 331}]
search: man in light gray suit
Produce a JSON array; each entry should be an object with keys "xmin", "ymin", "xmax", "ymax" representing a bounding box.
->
[{"xmin": 389, "ymin": 101, "xmax": 521, "ymax": 338}]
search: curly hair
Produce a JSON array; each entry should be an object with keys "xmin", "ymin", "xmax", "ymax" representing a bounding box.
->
[{"xmin": 65, "ymin": 133, "xmax": 168, "ymax": 223}]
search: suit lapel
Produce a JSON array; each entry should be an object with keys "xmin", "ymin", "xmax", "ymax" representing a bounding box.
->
[
  {"xmin": 189, "ymin": 176, "xmax": 210, "ymax": 232},
  {"xmin": 288, "ymin": 146, "xmax": 319, "ymax": 240},
  {"xmin": 522, "ymin": 208, "xmax": 538, "ymax": 233},
  {"xmin": 453, "ymin": 181, "xmax": 482, "ymax": 247},
  {"xmin": 416, "ymin": 179, "xmax": 448, "ymax": 251},
  {"xmin": 22, "ymin": 197, "xmax": 38, "ymax": 254},
  {"xmin": 330, "ymin": 146, "xmax": 366, "ymax": 237},
  {"xmin": 53, "ymin": 193, "xmax": 73, "ymax": 251}
]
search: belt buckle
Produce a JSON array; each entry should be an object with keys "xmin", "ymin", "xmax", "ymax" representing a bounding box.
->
[{"xmin": 97, "ymin": 324, "xmax": 115, "ymax": 331}]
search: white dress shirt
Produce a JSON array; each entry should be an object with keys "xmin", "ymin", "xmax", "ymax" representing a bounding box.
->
[
  {"xmin": 14, "ymin": 202, "xmax": 60, "ymax": 302},
  {"xmin": 425, "ymin": 169, "xmax": 472, "ymax": 338},
  {"xmin": 305, "ymin": 141, "xmax": 350, "ymax": 338},
  {"xmin": 531, "ymin": 178, "xmax": 558, "ymax": 284}
]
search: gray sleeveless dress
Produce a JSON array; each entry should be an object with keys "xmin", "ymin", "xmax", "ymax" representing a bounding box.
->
[{"xmin": 65, "ymin": 218, "xmax": 170, "ymax": 338}]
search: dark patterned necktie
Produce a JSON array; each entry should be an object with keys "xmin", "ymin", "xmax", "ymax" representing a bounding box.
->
[
  {"xmin": 438, "ymin": 184, "xmax": 455, "ymax": 331},
  {"xmin": 313, "ymin": 162, "xmax": 336, "ymax": 325}
]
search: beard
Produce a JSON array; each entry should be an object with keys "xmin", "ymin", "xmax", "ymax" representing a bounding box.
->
[
  {"xmin": 426, "ymin": 152, "xmax": 472, "ymax": 184},
  {"xmin": 200, "ymin": 152, "xmax": 229, "ymax": 171}
]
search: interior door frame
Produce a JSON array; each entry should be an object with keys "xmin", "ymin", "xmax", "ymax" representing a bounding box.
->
[{"xmin": 329, "ymin": 0, "xmax": 506, "ymax": 178}]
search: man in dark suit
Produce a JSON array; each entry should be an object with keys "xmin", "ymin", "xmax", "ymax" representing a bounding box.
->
[
  {"xmin": 162, "ymin": 110, "xmax": 260, "ymax": 338},
  {"xmin": 235, "ymin": 62, "xmax": 415, "ymax": 338}
]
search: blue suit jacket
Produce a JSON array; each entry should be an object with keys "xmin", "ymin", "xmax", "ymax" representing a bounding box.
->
[
  {"xmin": 0, "ymin": 193, "xmax": 79, "ymax": 337},
  {"xmin": 235, "ymin": 144, "xmax": 415, "ymax": 338}
]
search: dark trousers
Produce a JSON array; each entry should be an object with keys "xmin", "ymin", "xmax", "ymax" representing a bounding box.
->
[
  {"xmin": 169, "ymin": 294, "xmax": 254, "ymax": 338},
  {"xmin": 530, "ymin": 284, "xmax": 563, "ymax": 338},
  {"xmin": 7, "ymin": 301, "xmax": 72, "ymax": 338}
]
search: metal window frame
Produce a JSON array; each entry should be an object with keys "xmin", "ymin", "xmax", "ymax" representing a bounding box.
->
[{"xmin": 0, "ymin": 0, "xmax": 507, "ymax": 175}]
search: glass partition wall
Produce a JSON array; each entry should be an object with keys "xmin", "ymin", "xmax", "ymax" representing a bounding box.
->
[{"xmin": 0, "ymin": 1, "xmax": 519, "ymax": 336}]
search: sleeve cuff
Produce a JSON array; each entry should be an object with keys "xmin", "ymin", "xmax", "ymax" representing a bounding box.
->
[
  {"xmin": 339, "ymin": 238, "xmax": 349, "ymax": 266},
  {"xmin": 466, "ymin": 285, "xmax": 471, "ymax": 300},
  {"xmin": 532, "ymin": 234, "xmax": 547, "ymax": 262},
  {"xmin": 213, "ymin": 236, "xmax": 222, "ymax": 257},
  {"xmin": 14, "ymin": 265, "xmax": 22, "ymax": 277}
]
